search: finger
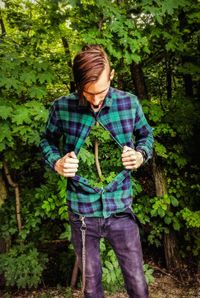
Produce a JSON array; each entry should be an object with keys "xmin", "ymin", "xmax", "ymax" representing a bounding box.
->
[
  {"xmin": 63, "ymin": 152, "xmax": 72, "ymax": 158},
  {"xmin": 64, "ymin": 160, "xmax": 78, "ymax": 167},
  {"xmin": 121, "ymin": 150, "xmax": 136, "ymax": 158},
  {"xmin": 63, "ymin": 165, "xmax": 78, "ymax": 172},
  {"xmin": 63, "ymin": 172, "xmax": 77, "ymax": 177},
  {"xmin": 123, "ymin": 160, "xmax": 137, "ymax": 167},
  {"xmin": 64, "ymin": 157, "xmax": 79, "ymax": 164},
  {"xmin": 63, "ymin": 168, "xmax": 77, "ymax": 174},
  {"xmin": 124, "ymin": 165, "xmax": 137, "ymax": 170},
  {"xmin": 122, "ymin": 160, "xmax": 137, "ymax": 166},
  {"xmin": 123, "ymin": 163, "xmax": 137, "ymax": 169},
  {"xmin": 122, "ymin": 155, "xmax": 136, "ymax": 162}
]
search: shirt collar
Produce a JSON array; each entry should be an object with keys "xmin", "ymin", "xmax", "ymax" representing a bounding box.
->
[{"xmin": 103, "ymin": 87, "xmax": 113, "ymax": 108}]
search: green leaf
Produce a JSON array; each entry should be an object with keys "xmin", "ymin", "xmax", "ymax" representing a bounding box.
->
[
  {"xmin": 154, "ymin": 141, "xmax": 168, "ymax": 158},
  {"xmin": 173, "ymin": 221, "xmax": 180, "ymax": 231},
  {"xmin": 181, "ymin": 208, "xmax": 200, "ymax": 228},
  {"xmin": 158, "ymin": 207, "xmax": 165, "ymax": 218},
  {"xmin": 164, "ymin": 216, "xmax": 172, "ymax": 225},
  {"xmin": 78, "ymin": 147, "xmax": 95, "ymax": 166},
  {"xmin": 37, "ymin": 72, "xmax": 54, "ymax": 84},
  {"xmin": 170, "ymin": 196, "xmax": 179, "ymax": 207},
  {"xmin": 0, "ymin": 122, "xmax": 13, "ymax": 151},
  {"xmin": 20, "ymin": 71, "xmax": 37, "ymax": 86},
  {"xmin": 0, "ymin": 106, "xmax": 13, "ymax": 119},
  {"xmin": 58, "ymin": 205, "xmax": 67, "ymax": 215},
  {"xmin": 12, "ymin": 107, "xmax": 30, "ymax": 125},
  {"xmin": 29, "ymin": 87, "xmax": 47, "ymax": 99},
  {"xmin": 104, "ymin": 260, "xmax": 113, "ymax": 271}
]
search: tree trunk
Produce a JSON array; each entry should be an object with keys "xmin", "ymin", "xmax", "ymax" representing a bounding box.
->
[
  {"xmin": 152, "ymin": 156, "xmax": 181, "ymax": 270},
  {"xmin": 116, "ymin": 58, "xmax": 125, "ymax": 90},
  {"xmin": 130, "ymin": 62, "xmax": 148, "ymax": 100},
  {"xmin": 61, "ymin": 37, "xmax": 75, "ymax": 93},
  {"xmin": 0, "ymin": 172, "xmax": 7, "ymax": 207},
  {"xmin": 183, "ymin": 64, "xmax": 193, "ymax": 97},
  {"xmin": 130, "ymin": 56, "xmax": 181, "ymax": 270},
  {"xmin": 166, "ymin": 58, "xmax": 172, "ymax": 100},
  {"xmin": 178, "ymin": 10, "xmax": 194, "ymax": 98},
  {"xmin": 130, "ymin": 57, "xmax": 180, "ymax": 270},
  {"xmin": 0, "ymin": 10, "xmax": 6, "ymax": 36},
  {"xmin": 70, "ymin": 255, "xmax": 79, "ymax": 288}
]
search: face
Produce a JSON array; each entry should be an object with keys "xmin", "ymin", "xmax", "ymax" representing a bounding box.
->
[{"xmin": 83, "ymin": 66, "xmax": 114, "ymax": 112}]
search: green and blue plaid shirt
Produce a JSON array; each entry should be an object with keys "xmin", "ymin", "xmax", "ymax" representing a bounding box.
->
[{"xmin": 40, "ymin": 87, "xmax": 154, "ymax": 218}]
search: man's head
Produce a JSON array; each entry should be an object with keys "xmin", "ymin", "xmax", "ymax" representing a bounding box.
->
[{"xmin": 73, "ymin": 44, "xmax": 114, "ymax": 111}]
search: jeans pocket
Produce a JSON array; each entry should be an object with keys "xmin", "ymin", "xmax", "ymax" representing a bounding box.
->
[
  {"xmin": 114, "ymin": 209, "xmax": 142, "ymax": 228},
  {"xmin": 130, "ymin": 212, "xmax": 142, "ymax": 228},
  {"xmin": 113, "ymin": 212, "xmax": 129, "ymax": 218}
]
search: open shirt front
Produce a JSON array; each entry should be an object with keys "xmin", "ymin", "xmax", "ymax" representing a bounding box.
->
[{"xmin": 40, "ymin": 87, "xmax": 154, "ymax": 218}]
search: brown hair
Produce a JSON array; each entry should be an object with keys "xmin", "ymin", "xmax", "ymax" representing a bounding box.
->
[{"xmin": 72, "ymin": 44, "xmax": 110, "ymax": 102}]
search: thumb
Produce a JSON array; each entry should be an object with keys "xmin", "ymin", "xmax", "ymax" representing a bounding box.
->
[
  {"xmin": 123, "ymin": 146, "xmax": 131, "ymax": 153},
  {"xmin": 68, "ymin": 151, "xmax": 77, "ymax": 159},
  {"xmin": 63, "ymin": 151, "xmax": 77, "ymax": 160}
]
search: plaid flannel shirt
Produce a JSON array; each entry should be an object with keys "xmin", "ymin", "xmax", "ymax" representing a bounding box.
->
[{"xmin": 40, "ymin": 87, "xmax": 154, "ymax": 218}]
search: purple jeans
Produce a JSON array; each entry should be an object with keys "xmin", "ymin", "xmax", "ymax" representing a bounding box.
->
[{"xmin": 69, "ymin": 209, "xmax": 149, "ymax": 298}]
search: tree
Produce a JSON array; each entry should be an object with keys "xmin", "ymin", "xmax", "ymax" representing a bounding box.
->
[{"xmin": 0, "ymin": 0, "xmax": 199, "ymax": 290}]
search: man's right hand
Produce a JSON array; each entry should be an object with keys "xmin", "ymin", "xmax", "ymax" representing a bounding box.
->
[{"xmin": 54, "ymin": 151, "xmax": 79, "ymax": 177}]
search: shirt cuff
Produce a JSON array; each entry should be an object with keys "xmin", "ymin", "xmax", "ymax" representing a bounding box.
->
[{"xmin": 46, "ymin": 154, "xmax": 61, "ymax": 171}]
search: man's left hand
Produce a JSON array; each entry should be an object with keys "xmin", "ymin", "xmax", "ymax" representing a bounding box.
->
[{"xmin": 121, "ymin": 146, "xmax": 144, "ymax": 170}]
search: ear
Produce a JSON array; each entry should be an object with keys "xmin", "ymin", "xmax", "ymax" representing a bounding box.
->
[{"xmin": 110, "ymin": 69, "xmax": 115, "ymax": 80}]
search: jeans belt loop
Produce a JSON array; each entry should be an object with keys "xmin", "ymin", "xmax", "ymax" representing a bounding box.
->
[{"xmin": 80, "ymin": 216, "xmax": 86, "ymax": 294}]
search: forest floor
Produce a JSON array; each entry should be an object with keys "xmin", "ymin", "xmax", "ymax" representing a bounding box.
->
[{"xmin": 1, "ymin": 272, "xmax": 199, "ymax": 298}]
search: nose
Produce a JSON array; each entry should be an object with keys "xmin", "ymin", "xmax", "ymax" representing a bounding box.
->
[{"xmin": 91, "ymin": 95, "xmax": 101, "ymax": 105}]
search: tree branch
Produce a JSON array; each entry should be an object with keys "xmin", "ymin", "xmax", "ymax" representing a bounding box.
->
[
  {"xmin": 95, "ymin": 122, "xmax": 102, "ymax": 180},
  {"xmin": 3, "ymin": 162, "xmax": 22, "ymax": 231},
  {"xmin": 71, "ymin": 255, "xmax": 80, "ymax": 289}
]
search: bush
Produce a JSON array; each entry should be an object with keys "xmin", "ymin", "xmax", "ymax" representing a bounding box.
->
[{"xmin": 0, "ymin": 243, "xmax": 48, "ymax": 289}]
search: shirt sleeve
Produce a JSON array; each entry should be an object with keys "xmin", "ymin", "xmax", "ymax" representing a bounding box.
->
[
  {"xmin": 134, "ymin": 99, "xmax": 154, "ymax": 163},
  {"xmin": 40, "ymin": 102, "xmax": 62, "ymax": 170}
]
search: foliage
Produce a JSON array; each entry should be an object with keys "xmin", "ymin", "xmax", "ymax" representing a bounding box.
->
[
  {"xmin": 100, "ymin": 239, "xmax": 124, "ymax": 292},
  {"xmin": 133, "ymin": 98, "xmax": 200, "ymax": 254},
  {"xmin": 100, "ymin": 239, "xmax": 154, "ymax": 292},
  {"xmin": 0, "ymin": 0, "xmax": 199, "ymax": 291},
  {"xmin": 0, "ymin": 243, "xmax": 48, "ymax": 289},
  {"xmin": 143, "ymin": 264, "xmax": 155, "ymax": 284},
  {"xmin": 78, "ymin": 124, "xmax": 124, "ymax": 188},
  {"xmin": 180, "ymin": 208, "xmax": 200, "ymax": 228},
  {"xmin": 0, "ymin": 169, "xmax": 71, "ymax": 244}
]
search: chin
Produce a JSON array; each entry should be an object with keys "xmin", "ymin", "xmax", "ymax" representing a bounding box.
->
[{"xmin": 92, "ymin": 101, "xmax": 103, "ymax": 108}]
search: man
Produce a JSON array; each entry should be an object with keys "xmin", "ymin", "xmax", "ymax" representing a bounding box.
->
[{"xmin": 40, "ymin": 44, "xmax": 153, "ymax": 298}]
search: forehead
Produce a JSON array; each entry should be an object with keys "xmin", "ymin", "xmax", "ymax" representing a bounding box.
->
[{"xmin": 83, "ymin": 67, "xmax": 110, "ymax": 93}]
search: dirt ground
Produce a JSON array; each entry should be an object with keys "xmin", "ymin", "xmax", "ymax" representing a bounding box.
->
[
  {"xmin": 1, "ymin": 273, "xmax": 199, "ymax": 298},
  {"xmin": 148, "ymin": 274, "xmax": 199, "ymax": 298}
]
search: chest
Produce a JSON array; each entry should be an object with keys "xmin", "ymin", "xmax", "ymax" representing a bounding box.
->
[{"xmin": 60, "ymin": 105, "xmax": 136, "ymax": 154}]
